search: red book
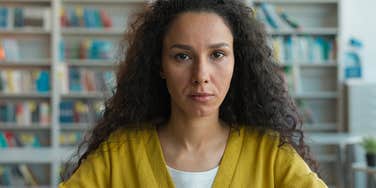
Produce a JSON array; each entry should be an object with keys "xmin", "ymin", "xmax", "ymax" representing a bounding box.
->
[
  {"xmin": 100, "ymin": 10, "xmax": 112, "ymax": 28},
  {"xmin": 3, "ymin": 131, "xmax": 16, "ymax": 147},
  {"xmin": 0, "ymin": 46, "xmax": 5, "ymax": 60}
]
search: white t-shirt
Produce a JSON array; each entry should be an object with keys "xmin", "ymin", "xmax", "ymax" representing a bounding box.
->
[{"xmin": 167, "ymin": 165, "xmax": 219, "ymax": 188}]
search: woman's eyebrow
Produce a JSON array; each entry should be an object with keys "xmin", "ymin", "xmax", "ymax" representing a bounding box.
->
[
  {"xmin": 169, "ymin": 43, "xmax": 230, "ymax": 50},
  {"xmin": 208, "ymin": 43, "xmax": 230, "ymax": 49},
  {"xmin": 170, "ymin": 44, "xmax": 192, "ymax": 50}
]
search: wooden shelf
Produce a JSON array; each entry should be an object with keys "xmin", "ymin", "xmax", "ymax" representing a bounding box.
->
[
  {"xmin": 253, "ymin": 0, "xmax": 338, "ymax": 4},
  {"xmin": 60, "ymin": 123, "xmax": 91, "ymax": 131},
  {"xmin": 0, "ymin": 28, "xmax": 51, "ymax": 35},
  {"xmin": 0, "ymin": 59, "xmax": 51, "ymax": 67},
  {"xmin": 293, "ymin": 92, "xmax": 338, "ymax": 99},
  {"xmin": 299, "ymin": 62, "xmax": 338, "ymax": 67},
  {"xmin": 61, "ymin": 92, "xmax": 110, "ymax": 99},
  {"xmin": 0, "ymin": 0, "xmax": 51, "ymax": 2},
  {"xmin": 64, "ymin": 59, "xmax": 117, "ymax": 67},
  {"xmin": 278, "ymin": 61, "xmax": 337, "ymax": 67},
  {"xmin": 0, "ymin": 123, "xmax": 51, "ymax": 131},
  {"xmin": 303, "ymin": 123, "xmax": 337, "ymax": 131},
  {"xmin": 0, "ymin": 93, "xmax": 51, "ymax": 99},
  {"xmin": 0, "ymin": 148, "xmax": 55, "ymax": 163},
  {"xmin": 352, "ymin": 163, "xmax": 376, "ymax": 174},
  {"xmin": 62, "ymin": 0, "xmax": 145, "ymax": 4},
  {"xmin": 316, "ymin": 154, "xmax": 337, "ymax": 162},
  {"xmin": 62, "ymin": 28, "xmax": 124, "ymax": 36},
  {"xmin": 267, "ymin": 28, "xmax": 338, "ymax": 35}
]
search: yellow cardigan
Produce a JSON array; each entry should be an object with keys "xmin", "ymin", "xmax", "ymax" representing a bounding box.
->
[{"xmin": 59, "ymin": 126, "xmax": 327, "ymax": 188}]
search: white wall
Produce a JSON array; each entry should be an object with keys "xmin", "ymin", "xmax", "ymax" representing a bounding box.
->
[{"xmin": 342, "ymin": 0, "xmax": 376, "ymax": 81}]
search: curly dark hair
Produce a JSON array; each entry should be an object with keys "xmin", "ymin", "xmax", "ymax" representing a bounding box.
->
[{"xmin": 63, "ymin": 0, "xmax": 318, "ymax": 179}]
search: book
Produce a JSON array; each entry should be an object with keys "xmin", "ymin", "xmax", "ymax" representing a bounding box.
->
[
  {"xmin": 259, "ymin": 3, "xmax": 291, "ymax": 30},
  {"xmin": 1, "ymin": 38, "xmax": 20, "ymax": 61},
  {"xmin": 35, "ymin": 70, "xmax": 50, "ymax": 93},
  {"xmin": 56, "ymin": 63, "xmax": 69, "ymax": 94},
  {"xmin": 0, "ymin": 7, "xmax": 9, "ymax": 28},
  {"xmin": 0, "ymin": 101, "xmax": 50, "ymax": 125},
  {"xmin": 0, "ymin": 43, "xmax": 5, "ymax": 61},
  {"xmin": 12, "ymin": 7, "xmax": 51, "ymax": 30},
  {"xmin": 60, "ymin": 132, "xmax": 82, "ymax": 146},
  {"xmin": 59, "ymin": 101, "xmax": 74, "ymax": 123},
  {"xmin": 17, "ymin": 165, "xmax": 38, "ymax": 186},
  {"xmin": 279, "ymin": 12, "xmax": 300, "ymax": 29},
  {"xmin": 0, "ymin": 70, "xmax": 51, "ymax": 93},
  {"xmin": 270, "ymin": 36, "xmax": 335, "ymax": 63},
  {"xmin": 62, "ymin": 7, "xmax": 113, "ymax": 28}
]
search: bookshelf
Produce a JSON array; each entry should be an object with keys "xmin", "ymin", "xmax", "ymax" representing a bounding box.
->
[
  {"xmin": 251, "ymin": 0, "xmax": 345, "ymax": 187},
  {"xmin": 0, "ymin": 0, "xmax": 145, "ymax": 186},
  {"xmin": 0, "ymin": 0, "xmax": 348, "ymax": 187}
]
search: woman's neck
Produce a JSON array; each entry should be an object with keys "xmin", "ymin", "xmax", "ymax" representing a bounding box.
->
[{"xmin": 161, "ymin": 112, "xmax": 229, "ymax": 151}]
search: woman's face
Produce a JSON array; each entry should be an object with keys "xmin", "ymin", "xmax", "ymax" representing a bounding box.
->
[{"xmin": 162, "ymin": 12, "xmax": 234, "ymax": 118}]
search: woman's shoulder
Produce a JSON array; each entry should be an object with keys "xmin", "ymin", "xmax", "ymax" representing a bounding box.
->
[
  {"xmin": 106, "ymin": 123, "xmax": 155, "ymax": 144},
  {"xmin": 238, "ymin": 125, "xmax": 296, "ymax": 156}
]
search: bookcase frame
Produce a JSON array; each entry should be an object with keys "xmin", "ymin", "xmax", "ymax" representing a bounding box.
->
[
  {"xmin": 251, "ymin": 0, "xmax": 345, "ymax": 187},
  {"xmin": 0, "ymin": 0, "xmax": 345, "ymax": 187}
]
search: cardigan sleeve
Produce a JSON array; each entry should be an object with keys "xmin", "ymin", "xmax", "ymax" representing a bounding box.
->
[
  {"xmin": 274, "ymin": 145, "xmax": 328, "ymax": 188},
  {"xmin": 58, "ymin": 142, "xmax": 111, "ymax": 188}
]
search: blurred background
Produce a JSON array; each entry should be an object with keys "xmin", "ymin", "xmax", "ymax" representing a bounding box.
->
[{"xmin": 0, "ymin": 0, "xmax": 375, "ymax": 187}]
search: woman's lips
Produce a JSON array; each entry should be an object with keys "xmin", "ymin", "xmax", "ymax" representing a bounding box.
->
[{"xmin": 189, "ymin": 93, "xmax": 215, "ymax": 102}]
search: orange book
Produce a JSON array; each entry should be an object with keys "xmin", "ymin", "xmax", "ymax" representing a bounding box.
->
[{"xmin": 0, "ymin": 45, "xmax": 5, "ymax": 61}]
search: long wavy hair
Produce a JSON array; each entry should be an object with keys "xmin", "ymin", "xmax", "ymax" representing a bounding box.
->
[{"xmin": 63, "ymin": 0, "xmax": 318, "ymax": 179}]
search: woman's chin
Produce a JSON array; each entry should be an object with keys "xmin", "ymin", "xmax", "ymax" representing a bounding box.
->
[{"xmin": 186, "ymin": 107, "xmax": 218, "ymax": 118}]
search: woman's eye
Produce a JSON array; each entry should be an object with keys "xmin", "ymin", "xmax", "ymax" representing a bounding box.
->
[
  {"xmin": 211, "ymin": 51, "xmax": 224, "ymax": 59},
  {"xmin": 174, "ymin": 53, "xmax": 191, "ymax": 61}
]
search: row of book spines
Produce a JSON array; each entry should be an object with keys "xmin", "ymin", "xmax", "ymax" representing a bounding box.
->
[
  {"xmin": 60, "ymin": 132, "xmax": 82, "ymax": 146},
  {"xmin": 297, "ymin": 101, "xmax": 315, "ymax": 124},
  {"xmin": 57, "ymin": 66, "xmax": 115, "ymax": 94},
  {"xmin": 59, "ymin": 100, "xmax": 103, "ymax": 123},
  {"xmin": 256, "ymin": 3, "xmax": 301, "ymax": 30},
  {"xmin": 61, "ymin": 7, "xmax": 112, "ymax": 28},
  {"xmin": 0, "ymin": 131, "xmax": 82, "ymax": 147},
  {"xmin": 270, "ymin": 36, "xmax": 336, "ymax": 63},
  {"xmin": 0, "ymin": 131, "xmax": 42, "ymax": 148},
  {"xmin": 0, "ymin": 38, "xmax": 20, "ymax": 61},
  {"xmin": 0, "ymin": 164, "xmax": 40, "ymax": 186},
  {"xmin": 0, "ymin": 70, "xmax": 50, "ymax": 93},
  {"xmin": 0, "ymin": 101, "xmax": 50, "ymax": 125},
  {"xmin": 0, "ymin": 6, "xmax": 51, "ymax": 30},
  {"xmin": 61, "ymin": 39, "xmax": 115, "ymax": 60}
]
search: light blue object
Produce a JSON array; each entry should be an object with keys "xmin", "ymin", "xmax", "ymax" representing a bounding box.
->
[{"xmin": 344, "ymin": 38, "xmax": 363, "ymax": 79}]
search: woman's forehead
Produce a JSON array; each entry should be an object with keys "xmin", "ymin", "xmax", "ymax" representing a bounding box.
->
[{"xmin": 163, "ymin": 12, "xmax": 233, "ymax": 49}]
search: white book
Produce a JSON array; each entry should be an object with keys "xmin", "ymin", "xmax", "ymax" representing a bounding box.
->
[
  {"xmin": 2, "ymin": 38, "xmax": 20, "ymax": 61},
  {"xmin": 23, "ymin": 7, "xmax": 51, "ymax": 30},
  {"xmin": 56, "ymin": 63, "xmax": 69, "ymax": 94},
  {"xmin": 12, "ymin": 70, "xmax": 22, "ymax": 93},
  {"xmin": 39, "ymin": 102, "xmax": 49, "ymax": 126}
]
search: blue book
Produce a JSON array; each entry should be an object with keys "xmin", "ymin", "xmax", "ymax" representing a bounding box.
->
[
  {"xmin": 36, "ymin": 71, "xmax": 50, "ymax": 93},
  {"xmin": 68, "ymin": 9, "xmax": 79, "ymax": 27},
  {"xmin": 83, "ymin": 8, "xmax": 90, "ymax": 27},
  {"xmin": 69, "ymin": 68, "xmax": 82, "ymax": 92},
  {"xmin": 6, "ymin": 103, "xmax": 15, "ymax": 122},
  {"xmin": 0, "ymin": 132, "xmax": 8, "ymax": 148},
  {"xmin": 0, "ymin": 103, "xmax": 7, "ymax": 122},
  {"xmin": 59, "ymin": 40, "xmax": 65, "ymax": 61},
  {"xmin": 59, "ymin": 101, "xmax": 74, "ymax": 123},
  {"xmin": 0, "ymin": 166, "xmax": 12, "ymax": 185},
  {"xmin": 13, "ymin": 7, "xmax": 24, "ymax": 27},
  {"xmin": 0, "ymin": 8, "xmax": 9, "ymax": 28},
  {"xmin": 259, "ymin": 3, "xmax": 278, "ymax": 29}
]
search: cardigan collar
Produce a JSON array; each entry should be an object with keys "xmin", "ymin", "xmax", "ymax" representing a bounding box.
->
[{"xmin": 144, "ymin": 126, "xmax": 245, "ymax": 188}]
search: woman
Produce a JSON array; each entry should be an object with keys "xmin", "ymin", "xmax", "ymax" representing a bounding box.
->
[{"xmin": 60, "ymin": 0, "xmax": 327, "ymax": 187}]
